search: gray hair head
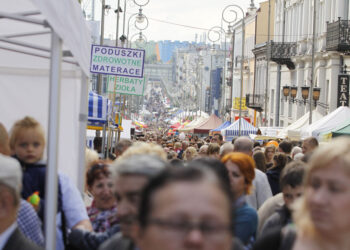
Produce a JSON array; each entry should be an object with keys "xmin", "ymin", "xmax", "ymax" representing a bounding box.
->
[
  {"xmin": 233, "ymin": 136, "xmax": 253, "ymax": 153},
  {"xmin": 220, "ymin": 142, "xmax": 234, "ymax": 156},
  {"xmin": 111, "ymin": 154, "xmax": 167, "ymax": 179},
  {"xmin": 291, "ymin": 146, "xmax": 302, "ymax": 158},
  {"xmin": 0, "ymin": 154, "xmax": 22, "ymax": 206}
]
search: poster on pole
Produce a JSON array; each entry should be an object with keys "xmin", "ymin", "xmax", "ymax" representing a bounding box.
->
[
  {"xmin": 107, "ymin": 75, "xmax": 145, "ymax": 96},
  {"xmin": 90, "ymin": 45, "xmax": 145, "ymax": 78},
  {"xmin": 233, "ymin": 97, "xmax": 247, "ymax": 110}
]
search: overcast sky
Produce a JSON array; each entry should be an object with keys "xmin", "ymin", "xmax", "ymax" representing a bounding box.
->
[{"xmin": 84, "ymin": 0, "xmax": 266, "ymax": 42}]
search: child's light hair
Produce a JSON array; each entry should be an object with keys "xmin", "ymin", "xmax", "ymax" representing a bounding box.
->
[{"xmin": 9, "ymin": 116, "xmax": 45, "ymax": 150}]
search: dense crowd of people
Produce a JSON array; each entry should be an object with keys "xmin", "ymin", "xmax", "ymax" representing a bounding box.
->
[{"xmin": 0, "ymin": 116, "xmax": 350, "ymax": 250}]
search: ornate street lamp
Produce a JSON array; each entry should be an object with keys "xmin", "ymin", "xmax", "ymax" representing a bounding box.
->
[
  {"xmin": 282, "ymin": 86, "xmax": 290, "ymax": 101},
  {"xmin": 282, "ymin": 85, "xmax": 322, "ymax": 108},
  {"xmin": 127, "ymin": 11, "xmax": 149, "ymax": 48},
  {"xmin": 301, "ymin": 86, "xmax": 310, "ymax": 104},
  {"xmin": 130, "ymin": 31, "xmax": 147, "ymax": 48},
  {"xmin": 290, "ymin": 86, "xmax": 298, "ymax": 102},
  {"xmin": 222, "ymin": 4, "xmax": 245, "ymax": 135},
  {"xmin": 312, "ymin": 87, "xmax": 321, "ymax": 106}
]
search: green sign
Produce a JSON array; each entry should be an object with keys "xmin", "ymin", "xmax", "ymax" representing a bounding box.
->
[{"xmin": 107, "ymin": 75, "xmax": 145, "ymax": 96}]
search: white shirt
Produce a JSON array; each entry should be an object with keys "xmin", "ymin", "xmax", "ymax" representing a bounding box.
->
[
  {"xmin": 0, "ymin": 222, "xmax": 17, "ymax": 250},
  {"xmin": 246, "ymin": 169, "xmax": 272, "ymax": 209}
]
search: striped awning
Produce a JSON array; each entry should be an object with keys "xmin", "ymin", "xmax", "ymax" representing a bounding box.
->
[
  {"xmin": 88, "ymin": 91, "xmax": 110, "ymax": 124},
  {"xmin": 222, "ymin": 118, "xmax": 258, "ymax": 138}
]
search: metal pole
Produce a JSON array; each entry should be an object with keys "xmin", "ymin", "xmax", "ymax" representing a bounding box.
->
[
  {"xmin": 97, "ymin": 0, "xmax": 105, "ymax": 94},
  {"xmin": 264, "ymin": 0, "xmax": 271, "ymax": 126},
  {"xmin": 102, "ymin": 122, "xmax": 107, "ymax": 158},
  {"xmin": 200, "ymin": 60, "xmax": 203, "ymax": 116},
  {"xmin": 309, "ymin": 0, "xmax": 317, "ymax": 124},
  {"xmin": 230, "ymin": 30, "xmax": 235, "ymax": 123},
  {"xmin": 275, "ymin": 0, "xmax": 286, "ymax": 127},
  {"xmin": 77, "ymin": 73, "xmax": 88, "ymax": 193},
  {"xmin": 91, "ymin": 0, "xmax": 95, "ymax": 20},
  {"xmin": 220, "ymin": 20, "xmax": 227, "ymax": 118},
  {"xmin": 122, "ymin": 0, "xmax": 127, "ymax": 47},
  {"xmin": 210, "ymin": 52, "xmax": 213, "ymax": 114},
  {"xmin": 116, "ymin": 0, "xmax": 121, "ymax": 47},
  {"xmin": 45, "ymin": 31, "xmax": 62, "ymax": 250},
  {"xmin": 239, "ymin": 18, "xmax": 245, "ymax": 136}
]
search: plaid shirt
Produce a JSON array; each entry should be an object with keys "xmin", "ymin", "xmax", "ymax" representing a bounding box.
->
[
  {"xmin": 87, "ymin": 201, "xmax": 119, "ymax": 232},
  {"xmin": 17, "ymin": 199, "xmax": 45, "ymax": 247}
]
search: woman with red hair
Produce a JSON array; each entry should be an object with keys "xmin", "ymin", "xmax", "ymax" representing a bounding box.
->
[{"xmin": 222, "ymin": 152, "xmax": 258, "ymax": 247}]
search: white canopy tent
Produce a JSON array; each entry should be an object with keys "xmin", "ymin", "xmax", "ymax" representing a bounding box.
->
[
  {"xmin": 178, "ymin": 115, "xmax": 209, "ymax": 133},
  {"xmin": 278, "ymin": 110, "xmax": 324, "ymax": 140},
  {"xmin": 301, "ymin": 107, "xmax": 350, "ymax": 140},
  {"xmin": 0, "ymin": 0, "xmax": 91, "ymax": 248}
]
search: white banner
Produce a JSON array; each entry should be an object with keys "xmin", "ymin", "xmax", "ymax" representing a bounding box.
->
[
  {"xmin": 107, "ymin": 75, "xmax": 145, "ymax": 96},
  {"xmin": 90, "ymin": 45, "xmax": 145, "ymax": 78}
]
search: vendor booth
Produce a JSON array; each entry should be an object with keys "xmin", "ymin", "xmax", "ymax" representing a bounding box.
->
[
  {"xmin": 87, "ymin": 91, "xmax": 111, "ymax": 127},
  {"xmin": 278, "ymin": 110, "xmax": 323, "ymax": 140},
  {"xmin": 210, "ymin": 121, "xmax": 231, "ymax": 135},
  {"xmin": 0, "ymin": 0, "xmax": 91, "ymax": 248},
  {"xmin": 301, "ymin": 107, "xmax": 350, "ymax": 140},
  {"xmin": 318, "ymin": 118, "xmax": 350, "ymax": 140},
  {"xmin": 193, "ymin": 114, "xmax": 222, "ymax": 135},
  {"xmin": 332, "ymin": 120, "xmax": 350, "ymax": 138},
  {"xmin": 221, "ymin": 118, "xmax": 258, "ymax": 141},
  {"xmin": 178, "ymin": 115, "xmax": 208, "ymax": 133}
]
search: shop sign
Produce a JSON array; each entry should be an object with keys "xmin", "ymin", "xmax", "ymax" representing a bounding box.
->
[{"xmin": 338, "ymin": 74, "xmax": 349, "ymax": 107}]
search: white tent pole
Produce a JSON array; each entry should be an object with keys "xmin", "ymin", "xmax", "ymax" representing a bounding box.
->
[
  {"xmin": 5, "ymin": 30, "xmax": 51, "ymax": 38},
  {"xmin": 0, "ymin": 36, "xmax": 50, "ymax": 51},
  {"xmin": 0, "ymin": 11, "xmax": 45, "ymax": 25},
  {"xmin": 45, "ymin": 31, "xmax": 62, "ymax": 250},
  {"xmin": 77, "ymin": 72, "xmax": 89, "ymax": 193},
  {"xmin": 0, "ymin": 44, "xmax": 78, "ymax": 65}
]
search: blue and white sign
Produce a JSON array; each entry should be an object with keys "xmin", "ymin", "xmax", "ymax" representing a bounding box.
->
[{"xmin": 90, "ymin": 45, "xmax": 145, "ymax": 78}]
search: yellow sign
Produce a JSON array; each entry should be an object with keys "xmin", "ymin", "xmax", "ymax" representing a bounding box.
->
[
  {"xmin": 233, "ymin": 98, "xmax": 247, "ymax": 110},
  {"xmin": 115, "ymin": 113, "xmax": 122, "ymax": 125}
]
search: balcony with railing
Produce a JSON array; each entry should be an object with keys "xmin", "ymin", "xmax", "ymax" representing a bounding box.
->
[
  {"xmin": 253, "ymin": 41, "xmax": 297, "ymax": 69},
  {"xmin": 326, "ymin": 18, "xmax": 350, "ymax": 53},
  {"xmin": 267, "ymin": 42, "xmax": 297, "ymax": 70},
  {"xmin": 246, "ymin": 94, "xmax": 264, "ymax": 112}
]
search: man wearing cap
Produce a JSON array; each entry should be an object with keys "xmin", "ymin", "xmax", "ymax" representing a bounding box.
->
[{"xmin": 0, "ymin": 154, "xmax": 43, "ymax": 250}]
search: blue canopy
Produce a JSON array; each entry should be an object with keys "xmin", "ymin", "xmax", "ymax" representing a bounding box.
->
[
  {"xmin": 222, "ymin": 118, "xmax": 258, "ymax": 141},
  {"xmin": 210, "ymin": 121, "xmax": 231, "ymax": 132},
  {"xmin": 88, "ymin": 91, "xmax": 111, "ymax": 125}
]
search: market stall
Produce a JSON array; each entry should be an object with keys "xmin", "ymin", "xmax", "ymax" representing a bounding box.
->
[
  {"xmin": 221, "ymin": 118, "xmax": 258, "ymax": 141},
  {"xmin": 278, "ymin": 110, "xmax": 323, "ymax": 140},
  {"xmin": 301, "ymin": 107, "xmax": 350, "ymax": 140},
  {"xmin": 193, "ymin": 114, "xmax": 222, "ymax": 134},
  {"xmin": 210, "ymin": 121, "xmax": 231, "ymax": 135}
]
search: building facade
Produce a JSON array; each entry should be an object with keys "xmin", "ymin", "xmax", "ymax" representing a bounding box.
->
[{"xmin": 252, "ymin": 0, "xmax": 350, "ymax": 128}]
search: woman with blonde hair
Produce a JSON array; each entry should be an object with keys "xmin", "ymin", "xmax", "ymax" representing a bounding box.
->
[
  {"xmin": 264, "ymin": 144, "xmax": 276, "ymax": 169},
  {"xmin": 183, "ymin": 146, "xmax": 198, "ymax": 162},
  {"xmin": 291, "ymin": 137, "xmax": 350, "ymax": 250},
  {"xmin": 254, "ymin": 137, "xmax": 350, "ymax": 250},
  {"xmin": 222, "ymin": 152, "xmax": 258, "ymax": 247}
]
